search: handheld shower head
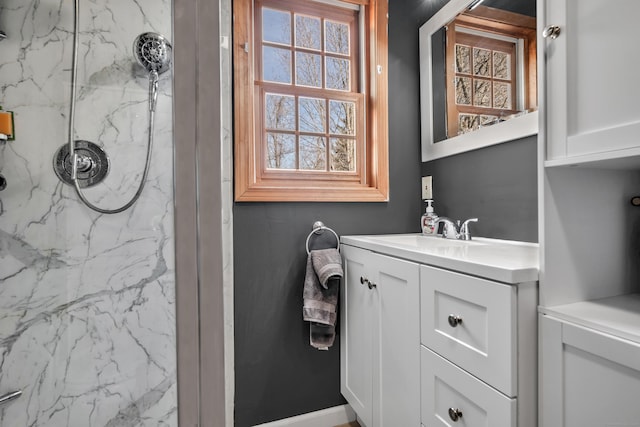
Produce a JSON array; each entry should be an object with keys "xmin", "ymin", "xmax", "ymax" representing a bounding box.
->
[
  {"xmin": 133, "ymin": 32, "xmax": 172, "ymax": 75},
  {"xmin": 134, "ymin": 32, "xmax": 172, "ymax": 112}
]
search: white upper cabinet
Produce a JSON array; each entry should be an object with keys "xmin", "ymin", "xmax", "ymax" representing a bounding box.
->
[{"xmin": 544, "ymin": 0, "xmax": 640, "ymax": 167}]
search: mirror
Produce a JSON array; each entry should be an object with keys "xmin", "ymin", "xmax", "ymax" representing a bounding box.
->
[{"xmin": 420, "ymin": 0, "xmax": 538, "ymax": 161}]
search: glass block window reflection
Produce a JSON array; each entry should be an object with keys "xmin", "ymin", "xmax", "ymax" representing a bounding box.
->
[
  {"xmin": 455, "ymin": 45, "xmax": 471, "ymax": 74},
  {"xmin": 473, "ymin": 47, "xmax": 491, "ymax": 77},
  {"xmin": 458, "ymin": 114, "xmax": 500, "ymax": 134},
  {"xmin": 454, "ymin": 42, "xmax": 514, "ymax": 110},
  {"xmin": 451, "ymin": 31, "xmax": 517, "ymax": 137},
  {"xmin": 259, "ymin": 3, "xmax": 359, "ymax": 172},
  {"xmin": 455, "ymin": 77, "xmax": 472, "ymax": 105},
  {"xmin": 458, "ymin": 114, "xmax": 479, "ymax": 134}
]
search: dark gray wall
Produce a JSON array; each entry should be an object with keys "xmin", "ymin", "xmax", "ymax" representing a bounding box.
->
[
  {"xmin": 422, "ymin": 135, "xmax": 538, "ymax": 242},
  {"xmin": 232, "ymin": 1, "xmax": 437, "ymax": 424},
  {"xmin": 484, "ymin": 0, "xmax": 536, "ymax": 17},
  {"xmin": 232, "ymin": 0, "xmax": 536, "ymax": 425}
]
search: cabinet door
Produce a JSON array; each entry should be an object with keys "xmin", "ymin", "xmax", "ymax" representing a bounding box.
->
[
  {"xmin": 341, "ymin": 245, "xmax": 375, "ymax": 427},
  {"xmin": 545, "ymin": 0, "xmax": 640, "ymax": 162},
  {"xmin": 373, "ymin": 254, "xmax": 420, "ymax": 427},
  {"xmin": 540, "ymin": 315, "xmax": 640, "ymax": 427}
]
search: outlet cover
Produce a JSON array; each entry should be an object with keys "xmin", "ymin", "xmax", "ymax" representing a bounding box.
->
[{"xmin": 422, "ymin": 176, "xmax": 433, "ymax": 200}]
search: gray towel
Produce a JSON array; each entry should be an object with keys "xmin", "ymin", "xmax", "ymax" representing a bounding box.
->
[
  {"xmin": 311, "ymin": 248, "xmax": 343, "ymax": 289},
  {"xmin": 303, "ymin": 248, "xmax": 343, "ymax": 350}
]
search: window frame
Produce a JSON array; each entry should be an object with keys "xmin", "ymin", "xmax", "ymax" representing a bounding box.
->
[{"xmin": 233, "ymin": 0, "xmax": 389, "ymax": 202}]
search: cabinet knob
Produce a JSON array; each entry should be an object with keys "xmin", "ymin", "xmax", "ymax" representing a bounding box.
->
[
  {"xmin": 448, "ymin": 407, "xmax": 463, "ymax": 422},
  {"xmin": 542, "ymin": 25, "xmax": 561, "ymax": 40},
  {"xmin": 360, "ymin": 276, "xmax": 377, "ymax": 290},
  {"xmin": 447, "ymin": 314, "xmax": 463, "ymax": 327}
]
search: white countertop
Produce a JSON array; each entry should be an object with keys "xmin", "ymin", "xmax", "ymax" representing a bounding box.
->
[
  {"xmin": 341, "ymin": 233, "xmax": 539, "ymax": 284},
  {"xmin": 539, "ymin": 294, "xmax": 640, "ymax": 345}
]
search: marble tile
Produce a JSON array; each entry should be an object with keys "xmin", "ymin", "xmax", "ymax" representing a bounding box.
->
[{"xmin": 0, "ymin": 0, "xmax": 176, "ymax": 425}]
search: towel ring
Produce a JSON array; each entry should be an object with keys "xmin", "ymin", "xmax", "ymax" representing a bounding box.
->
[{"xmin": 305, "ymin": 221, "xmax": 340, "ymax": 255}]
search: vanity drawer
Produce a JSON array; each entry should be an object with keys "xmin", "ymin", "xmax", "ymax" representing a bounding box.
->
[
  {"xmin": 421, "ymin": 346, "xmax": 516, "ymax": 427},
  {"xmin": 420, "ymin": 265, "xmax": 516, "ymax": 396}
]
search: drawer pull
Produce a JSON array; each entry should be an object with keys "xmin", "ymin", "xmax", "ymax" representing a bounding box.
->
[
  {"xmin": 448, "ymin": 407, "xmax": 463, "ymax": 422},
  {"xmin": 359, "ymin": 277, "xmax": 377, "ymax": 290},
  {"xmin": 447, "ymin": 314, "xmax": 463, "ymax": 327}
]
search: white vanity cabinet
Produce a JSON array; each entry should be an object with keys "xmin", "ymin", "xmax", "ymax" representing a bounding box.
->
[
  {"xmin": 340, "ymin": 244, "xmax": 420, "ymax": 427},
  {"xmin": 340, "ymin": 235, "xmax": 539, "ymax": 427},
  {"xmin": 540, "ymin": 306, "xmax": 640, "ymax": 427},
  {"xmin": 420, "ymin": 266, "xmax": 537, "ymax": 427},
  {"xmin": 544, "ymin": 0, "xmax": 640, "ymax": 166}
]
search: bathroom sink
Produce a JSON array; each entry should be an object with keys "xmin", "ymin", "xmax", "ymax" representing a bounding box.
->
[
  {"xmin": 376, "ymin": 234, "xmax": 489, "ymax": 249},
  {"xmin": 340, "ymin": 233, "xmax": 539, "ymax": 283},
  {"xmin": 349, "ymin": 234, "xmax": 490, "ymax": 260}
]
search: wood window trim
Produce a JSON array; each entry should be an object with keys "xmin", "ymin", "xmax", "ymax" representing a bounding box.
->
[
  {"xmin": 233, "ymin": 0, "xmax": 389, "ymax": 202},
  {"xmin": 444, "ymin": 6, "xmax": 537, "ymax": 138}
]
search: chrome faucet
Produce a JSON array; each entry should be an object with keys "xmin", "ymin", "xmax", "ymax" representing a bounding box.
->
[
  {"xmin": 459, "ymin": 217, "xmax": 479, "ymax": 240},
  {"xmin": 435, "ymin": 217, "xmax": 458, "ymax": 239},
  {"xmin": 434, "ymin": 217, "xmax": 479, "ymax": 240}
]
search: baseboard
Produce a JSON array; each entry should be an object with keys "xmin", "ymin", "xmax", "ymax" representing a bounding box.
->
[{"xmin": 252, "ymin": 404, "xmax": 356, "ymax": 427}]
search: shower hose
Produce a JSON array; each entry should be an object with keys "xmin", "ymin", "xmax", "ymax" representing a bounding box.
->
[{"xmin": 68, "ymin": 0, "xmax": 157, "ymax": 214}]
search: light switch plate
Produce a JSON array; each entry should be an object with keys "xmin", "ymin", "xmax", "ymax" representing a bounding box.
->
[{"xmin": 422, "ymin": 176, "xmax": 433, "ymax": 200}]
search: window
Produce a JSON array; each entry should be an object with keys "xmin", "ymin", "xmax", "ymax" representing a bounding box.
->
[
  {"xmin": 445, "ymin": 6, "xmax": 536, "ymax": 137},
  {"xmin": 233, "ymin": 0, "xmax": 388, "ymax": 202}
]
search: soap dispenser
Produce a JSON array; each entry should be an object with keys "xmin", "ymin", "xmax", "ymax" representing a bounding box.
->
[{"xmin": 421, "ymin": 199, "xmax": 438, "ymax": 235}]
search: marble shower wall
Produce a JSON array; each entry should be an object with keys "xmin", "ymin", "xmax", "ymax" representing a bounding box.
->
[{"xmin": 0, "ymin": 0, "xmax": 177, "ymax": 426}]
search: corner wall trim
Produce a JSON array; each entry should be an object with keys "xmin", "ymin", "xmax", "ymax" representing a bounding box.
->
[{"xmin": 252, "ymin": 405, "xmax": 356, "ymax": 427}]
